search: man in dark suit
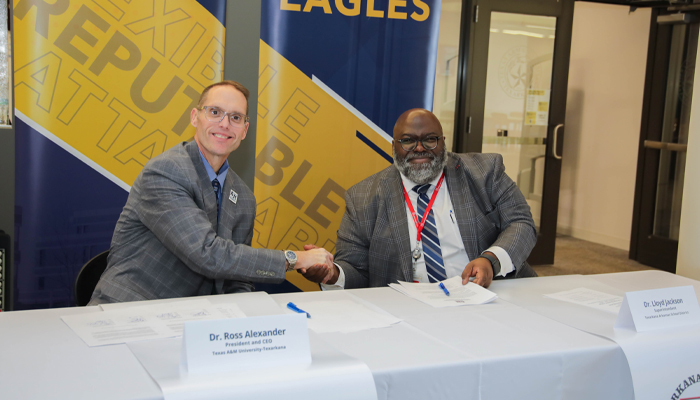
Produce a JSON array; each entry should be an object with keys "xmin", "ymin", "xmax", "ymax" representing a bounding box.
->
[
  {"xmin": 90, "ymin": 81, "xmax": 333, "ymax": 304},
  {"xmin": 301, "ymin": 108, "xmax": 536, "ymax": 289}
]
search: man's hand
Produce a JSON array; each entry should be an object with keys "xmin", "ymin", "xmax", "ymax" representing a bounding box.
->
[
  {"xmin": 461, "ymin": 257, "xmax": 494, "ymax": 287},
  {"xmin": 293, "ymin": 245, "xmax": 337, "ymax": 284}
]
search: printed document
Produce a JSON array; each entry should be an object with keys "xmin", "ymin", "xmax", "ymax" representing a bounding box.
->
[
  {"xmin": 62, "ymin": 299, "xmax": 246, "ymax": 346},
  {"xmin": 389, "ymin": 276, "xmax": 498, "ymax": 308},
  {"xmin": 287, "ymin": 299, "xmax": 402, "ymax": 333},
  {"xmin": 544, "ymin": 287, "xmax": 622, "ymax": 313}
]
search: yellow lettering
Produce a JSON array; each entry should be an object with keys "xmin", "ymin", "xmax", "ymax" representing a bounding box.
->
[
  {"xmin": 335, "ymin": 0, "xmax": 360, "ymax": 16},
  {"xmin": 411, "ymin": 0, "xmax": 430, "ymax": 22},
  {"xmin": 92, "ymin": 0, "xmax": 129, "ymax": 21},
  {"xmin": 305, "ymin": 179, "xmax": 345, "ymax": 228},
  {"xmin": 281, "ymin": 0, "xmax": 302, "ymax": 11},
  {"xmin": 275, "ymin": 217, "xmax": 319, "ymax": 250},
  {"xmin": 253, "ymin": 197, "xmax": 280, "ymax": 247},
  {"xmin": 366, "ymin": 0, "xmax": 384, "ymax": 18},
  {"xmin": 98, "ymin": 98, "xmax": 145, "ymax": 151},
  {"xmin": 188, "ymin": 36, "xmax": 224, "ymax": 88},
  {"xmin": 388, "ymin": 0, "xmax": 407, "ymax": 19},
  {"xmin": 321, "ymin": 238, "xmax": 336, "ymax": 253},
  {"xmin": 124, "ymin": 0, "xmax": 189, "ymax": 56},
  {"xmin": 54, "ymin": 5, "xmax": 110, "ymax": 65},
  {"xmin": 281, "ymin": 160, "xmax": 312, "ymax": 209},
  {"xmin": 303, "ymin": 0, "xmax": 332, "ymax": 13},
  {"xmin": 89, "ymin": 31, "xmax": 142, "ymax": 75},
  {"xmin": 14, "ymin": 52, "xmax": 62, "ymax": 112},
  {"xmin": 255, "ymin": 137, "xmax": 294, "ymax": 186},
  {"xmin": 130, "ymin": 58, "xmax": 184, "ymax": 113},
  {"xmin": 115, "ymin": 130, "xmax": 167, "ymax": 166},
  {"xmin": 271, "ymin": 89, "xmax": 319, "ymax": 142},
  {"xmin": 14, "ymin": 0, "xmax": 70, "ymax": 39},
  {"xmin": 57, "ymin": 69, "xmax": 108, "ymax": 125},
  {"xmin": 171, "ymin": 85, "xmax": 200, "ymax": 136},
  {"xmin": 257, "ymin": 65, "xmax": 277, "ymax": 119},
  {"xmin": 170, "ymin": 22, "xmax": 205, "ymax": 67}
]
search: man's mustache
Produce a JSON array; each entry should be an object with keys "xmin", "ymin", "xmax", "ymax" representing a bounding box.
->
[{"xmin": 405, "ymin": 152, "xmax": 435, "ymax": 161}]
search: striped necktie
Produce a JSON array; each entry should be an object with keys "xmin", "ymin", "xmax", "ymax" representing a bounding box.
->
[
  {"xmin": 212, "ymin": 178, "xmax": 224, "ymax": 294},
  {"xmin": 212, "ymin": 178, "xmax": 221, "ymax": 223},
  {"xmin": 413, "ymin": 184, "xmax": 446, "ymax": 282}
]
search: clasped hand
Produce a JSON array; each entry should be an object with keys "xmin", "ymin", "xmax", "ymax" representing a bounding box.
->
[
  {"xmin": 296, "ymin": 244, "xmax": 340, "ymax": 285},
  {"xmin": 292, "ymin": 246, "xmax": 336, "ymax": 284}
]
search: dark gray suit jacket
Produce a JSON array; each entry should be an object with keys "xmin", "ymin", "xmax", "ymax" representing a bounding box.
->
[
  {"xmin": 336, "ymin": 152, "xmax": 537, "ymax": 289},
  {"xmin": 90, "ymin": 141, "xmax": 285, "ymax": 304}
]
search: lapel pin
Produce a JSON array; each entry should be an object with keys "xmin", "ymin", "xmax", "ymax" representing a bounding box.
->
[{"xmin": 229, "ymin": 189, "xmax": 238, "ymax": 204}]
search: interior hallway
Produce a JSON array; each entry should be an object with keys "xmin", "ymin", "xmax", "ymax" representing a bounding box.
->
[{"xmin": 532, "ymin": 235, "xmax": 655, "ymax": 277}]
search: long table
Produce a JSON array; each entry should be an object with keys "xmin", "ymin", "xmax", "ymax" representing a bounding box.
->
[{"xmin": 1, "ymin": 270, "xmax": 698, "ymax": 400}]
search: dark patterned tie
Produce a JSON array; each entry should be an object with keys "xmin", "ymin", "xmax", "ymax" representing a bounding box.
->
[
  {"xmin": 212, "ymin": 178, "xmax": 221, "ymax": 223},
  {"xmin": 212, "ymin": 178, "xmax": 223, "ymax": 294},
  {"xmin": 413, "ymin": 184, "xmax": 446, "ymax": 282}
]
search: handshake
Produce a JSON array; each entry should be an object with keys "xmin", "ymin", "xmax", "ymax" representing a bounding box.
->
[{"xmin": 289, "ymin": 244, "xmax": 340, "ymax": 285}]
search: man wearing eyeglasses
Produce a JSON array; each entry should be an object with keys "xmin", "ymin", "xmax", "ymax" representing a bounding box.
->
[
  {"xmin": 301, "ymin": 108, "xmax": 537, "ymax": 290},
  {"xmin": 90, "ymin": 81, "xmax": 334, "ymax": 304}
]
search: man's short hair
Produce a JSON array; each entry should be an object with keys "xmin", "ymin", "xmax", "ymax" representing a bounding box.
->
[{"xmin": 197, "ymin": 80, "xmax": 250, "ymax": 114}]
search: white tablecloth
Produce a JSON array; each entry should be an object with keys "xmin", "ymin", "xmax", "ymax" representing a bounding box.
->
[{"xmin": 2, "ymin": 270, "xmax": 695, "ymax": 400}]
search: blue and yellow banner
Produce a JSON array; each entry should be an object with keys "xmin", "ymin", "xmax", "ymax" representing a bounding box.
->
[
  {"xmin": 255, "ymin": 0, "xmax": 442, "ymax": 291},
  {"xmin": 13, "ymin": 0, "xmax": 226, "ymax": 309},
  {"xmin": 15, "ymin": 0, "xmax": 224, "ymax": 186}
]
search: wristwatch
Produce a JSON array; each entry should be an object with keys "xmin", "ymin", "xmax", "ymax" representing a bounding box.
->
[
  {"xmin": 284, "ymin": 250, "xmax": 297, "ymax": 272},
  {"xmin": 478, "ymin": 253, "xmax": 501, "ymax": 276}
]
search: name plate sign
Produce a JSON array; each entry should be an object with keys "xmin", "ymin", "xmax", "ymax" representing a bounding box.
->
[
  {"xmin": 615, "ymin": 286, "xmax": 700, "ymax": 332},
  {"xmin": 181, "ymin": 313, "xmax": 311, "ymax": 374}
]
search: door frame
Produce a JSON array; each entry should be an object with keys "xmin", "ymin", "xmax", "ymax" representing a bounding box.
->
[
  {"xmin": 453, "ymin": 0, "xmax": 575, "ymax": 265},
  {"xmin": 629, "ymin": 9, "xmax": 699, "ymax": 272}
]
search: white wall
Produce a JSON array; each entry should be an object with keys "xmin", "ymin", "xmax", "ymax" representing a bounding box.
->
[
  {"xmin": 676, "ymin": 37, "xmax": 700, "ymax": 281},
  {"xmin": 557, "ymin": 3, "xmax": 651, "ymax": 250}
]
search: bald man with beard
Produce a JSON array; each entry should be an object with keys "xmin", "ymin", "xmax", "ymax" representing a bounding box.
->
[{"xmin": 301, "ymin": 108, "xmax": 537, "ymax": 289}]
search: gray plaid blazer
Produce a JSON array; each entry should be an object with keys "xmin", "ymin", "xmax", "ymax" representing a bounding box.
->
[
  {"xmin": 336, "ymin": 152, "xmax": 537, "ymax": 289},
  {"xmin": 89, "ymin": 141, "xmax": 285, "ymax": 304}
]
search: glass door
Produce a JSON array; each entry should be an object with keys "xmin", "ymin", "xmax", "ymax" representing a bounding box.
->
[
  {"xmin": 630, "ymin": 11, "xmax": 698, "ymax": 272},
  {"xmin": 455, "ymin": 0, "xmax": 574, "ymax": 264}
]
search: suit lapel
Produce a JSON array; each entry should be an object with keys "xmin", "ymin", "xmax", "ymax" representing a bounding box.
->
[
  {"xmin": 185, "ymin": 141, "xmax": 218, "ymax": 229},
  {"xmin": 445, "ymin": 154, "xmax": 480, "ymax": 261},
  {"xmin": 384, "ymin": 168, "xmax": 413, "ymax": 282}
]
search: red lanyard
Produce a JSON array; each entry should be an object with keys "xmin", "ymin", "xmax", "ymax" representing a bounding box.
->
[{"xmin": 402, "ymin": 172, "xmax": 445, "ymax": 242}]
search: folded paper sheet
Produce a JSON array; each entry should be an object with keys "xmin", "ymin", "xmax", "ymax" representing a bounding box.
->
[
  {"xmin": 390, "ymin": 276, "xmax": 498, "ymax": 307},
  {"xmin": 62, "ymin": 299, "xmax": 245, "ymax": 346}
]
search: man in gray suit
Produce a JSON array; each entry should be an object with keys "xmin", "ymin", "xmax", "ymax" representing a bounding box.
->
[
  {"xmin": 301, "ymin": 108, "xmax": 536, "ymax": 289},
  {"xmin": 90, "ymin": 81, "xmax": 333, "ymax": 304}
]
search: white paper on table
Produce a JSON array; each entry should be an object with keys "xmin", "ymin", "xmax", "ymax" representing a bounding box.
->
[
  {"xmin": 287, "ymin": 299, "xmax": 401, "ymax": 333},
  {"xmin": 62, "ymin": 299, "xmax": 246, "ymax": 346},
  {"xmin": 127, "ymin": 331, "xmax": 378, "ymax": 400},
  {"xmin": 389, "ymin": 276, "xmax": 498, "ymax": 308},
  {"xmin": 544, "ymin": 287, "xmax": 623, "ymax": 314}
]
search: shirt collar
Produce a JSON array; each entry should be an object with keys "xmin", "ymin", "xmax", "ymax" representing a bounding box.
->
[{"xmin": 198, "ymin": 149, "xmax": 229, "ymax": 183}]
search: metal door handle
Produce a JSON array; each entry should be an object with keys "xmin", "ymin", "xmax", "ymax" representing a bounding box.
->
[
  {"xmin": 552, "ymin": 124, "xmax": 563, "ymax": 160},
  {"xmin": 644, "ymin": 140, "xmax": 687, "ymax": 152}
]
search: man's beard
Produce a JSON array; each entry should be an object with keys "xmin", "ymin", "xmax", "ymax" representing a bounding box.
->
[{"xmin": 393, "ymin": 146, "xmax": 447, "ymax": 185}]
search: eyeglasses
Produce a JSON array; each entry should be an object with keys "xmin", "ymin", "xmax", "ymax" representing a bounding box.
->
[
  {"xmin": 199, "ymin": 106, "xmax": 249, "ymax": 127},
  {"xmin": 397, "ymin": 136, "xmax": 442, "ymax": 152}
]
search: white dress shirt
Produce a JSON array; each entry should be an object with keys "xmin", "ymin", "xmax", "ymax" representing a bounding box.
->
[{"xmin": 324, "ymin": 172, "xmax": 515, "ymax": 289}]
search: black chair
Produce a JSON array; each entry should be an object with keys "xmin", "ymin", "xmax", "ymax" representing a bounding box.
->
[{"xmin": 74, "ymin": 250, "xmax": 109, "ymax": 306}]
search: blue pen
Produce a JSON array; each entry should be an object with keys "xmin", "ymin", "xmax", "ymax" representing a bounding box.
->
[
  {"xmin": 439, "ymin": 282, "xmax": 450, "ymax": 296},
  {"xmin": 287, "ymin": 302, "xmax": 311, "ymax": 318}
]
